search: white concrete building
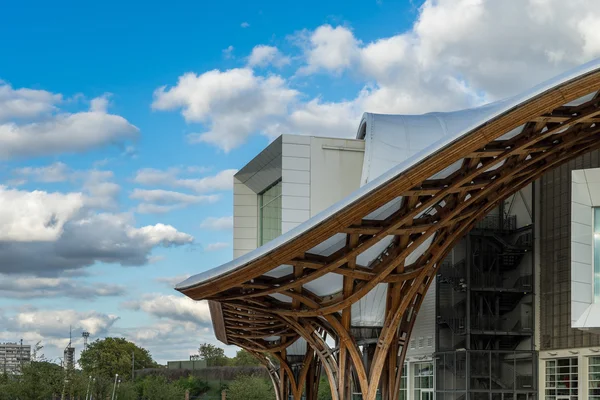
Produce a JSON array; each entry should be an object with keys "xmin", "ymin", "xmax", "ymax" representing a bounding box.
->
[{"xmin": 232, "ymin": 134, "xmax": 438, "ymax": 399}]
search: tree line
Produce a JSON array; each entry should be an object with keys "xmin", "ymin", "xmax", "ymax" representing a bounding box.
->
[{"xmin": 0, "ymin": 339, "xmax": 276, "ymax": 400}]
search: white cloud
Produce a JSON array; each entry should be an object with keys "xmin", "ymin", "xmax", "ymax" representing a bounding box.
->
[
  {"xmin": 0, "ymin": 211, "xmax": 193, "ymax": 275},
  {"xmin": 247, "ymin": 45, "xmax": 291, "ymax": 68},
  {"xmin": 5, "ymin": 307, "xmax": 119, "ymax": 338},
  {"xmin": 0, "ymin": 275, "xmax": 125, "ymax": 299},
  {"xmin": 13, "ymin": 162, "xmax": 70, "ymax": 183},
  {"xmin": 156, "ymin": 0, "xmax": 600, "ymax": 152},
  {"xmin": 200, "ymin": 216, "xmax": 233, "ymax": 231},
  {"xmin": 11, "ymin": 164, "xmax": 120, "ymax": 210},
  {"xmin": 134, "ymin": 167, "xmax": 236, "ymax": 193},
  {"xmin": 205, "ymin": 242, "xmax": 230, "ymax": 252},
  {"xmin": 223, "ymin": 45, "xmax": 235, "ymax": 59},
  {"xmin": 155, "ymin": 274, "xmax": 190, "ymax": 287},
  {"xmin": 266, "ymin": 96, "xmax": 363, "ymax": 139},
  {"xmin": 79, "ymin": 170, "xmax": 120, "ymax": 209},
  {"xmin": 130, "ymin": 189, "xmax": 218, "ymax": 205},
  {"xmin": 122, "ymin": 294, "xmax": 212, "ymax": 326},
  {"xmin": 0, "ymin": 82, "xmax": 61, "ymax": 121},
  {"xmin": 131, "ymin": 189, "xmax": 219, "ymax": 214},
  {"xmin": 133, "ymin": 167, "xmax": 181, "ymax": 185},
  {"xmin": 89, "ymin": 94, "xmax": 111, "ymax": 113},
  {"xmin": 116, "ymin": 321, "xmax": 228, "ymax": 363},
  {"xmin": 0, "ymin": 95, "xmax": 138, "ymax": 159},
  {"xmin": 297, "ymin": 24, "xmax": 360, "ymax": 75},
  {"xmin": 0, "ymin": 186, "xmax": 84, "ymax": 242},
  {"xmin": 241, "ymin": 22, "xmax": 250, "ymax": 28},
  {"xmin": 153, "ymin": 69, "xmax": 298, "ymax": 151},
  {"xmin": 175, "ymin": 169, "xmax": 237, "ymax": 192},
  {"xmin": 128, "ymin": 222, "xmax": 194, "ymax": 247}
]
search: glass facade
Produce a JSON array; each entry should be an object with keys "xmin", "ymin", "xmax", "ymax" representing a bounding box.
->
[
  {"xmin": 259, "ymin": 181, "xmax": 282, "ymax": 246},
  {"xmin": 595, "ymin": 208, "xmax": 600, "ymax": 303},
  {"xmin": 545, "ymin": 358, "xmax": 578, "ymax": 400},
  {"xmin": 400, "ymin": 363, "xmax": 407, "ymax": 400},
  {"xmin": 591, "ymin": 357, "xmax": 600, "ymax": 400},
  {"xmin": 414, "ymin": 362, "xmax": 434, "ymax": 400}
]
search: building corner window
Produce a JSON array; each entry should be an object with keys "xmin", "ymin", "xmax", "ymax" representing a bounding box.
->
[{"xmin": 259, "ymin": 181, "xmax": 282, "ymax": 246}]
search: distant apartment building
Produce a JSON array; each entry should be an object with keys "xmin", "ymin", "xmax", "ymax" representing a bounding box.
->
[{"xmin": 0, "ymin": 342, "xmax": 31, "ymax": 374}]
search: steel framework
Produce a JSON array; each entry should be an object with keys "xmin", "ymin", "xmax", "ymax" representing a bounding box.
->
[{"xmin": 178, "ymin": 61, "xmax": 600, "ymax": 400}]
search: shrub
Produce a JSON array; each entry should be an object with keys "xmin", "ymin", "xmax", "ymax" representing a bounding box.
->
[
  {"xmin": 227, "ymin": 375, "xmax": 276, "ymax": 400},
  {"xmin": 175, "ymin": 375, "xmax": 209, "ymax": 396}
]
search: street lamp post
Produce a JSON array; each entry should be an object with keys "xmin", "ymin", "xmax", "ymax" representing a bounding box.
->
[
  {"xmin": 111, "ymin": 373, "xmax": 119, "ymax": 400},
  {"xmin": 115, "ymin": 379, "xmax": 122, "ymax": 400},
  {"xmin": 85, "ymin": 375, "xmax": 92, "ymax": 400},
  {"xmin": 89, "ymin": 377, "xmax": 96, "ymax": 400}
]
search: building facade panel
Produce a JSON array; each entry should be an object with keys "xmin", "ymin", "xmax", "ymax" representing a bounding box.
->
[{"xmin": 540, "ymin": 152, "xmax": 600, "ymax": 351}]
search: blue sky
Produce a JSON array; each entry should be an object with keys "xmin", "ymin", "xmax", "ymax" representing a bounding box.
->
[{"xmin": 1, "ymin": 0, "xmax": 599, "ymax": 363}]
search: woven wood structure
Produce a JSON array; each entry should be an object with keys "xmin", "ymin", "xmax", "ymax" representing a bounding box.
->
[{"xmin": 177, "ymin": 60, "xmax": 600, "ymax": 400}]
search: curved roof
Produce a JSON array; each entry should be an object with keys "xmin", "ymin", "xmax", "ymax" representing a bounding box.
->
[{"xmin": 177, "ymin": 58, "xmax": 600, "ymax": 350}]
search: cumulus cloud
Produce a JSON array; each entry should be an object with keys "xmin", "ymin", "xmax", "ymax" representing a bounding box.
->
[
  {"xmin": 134, "ymin": 168, "xmax": 237, "ymax": 193},
  {"xmin": 0, "ymin": 186, "xmax": 84, "ymax": 242},
  {"xmin": 122, "ymin": 294, "xmax": 212, "ymax": 326},
  {"xmin": 10, "ymin": 164, "xmax": 121, "ymax": 210},
  {"xmin": 12, "ymin": 162, "xmax": 70, "ymax": 183},
  {"xmin": 299, "ymin": 1, "xmax": 600, "ymax": 106},
  {"xmin": 0, "ymin": 91, "xmax": 138, "ymax": 159},
  {"xmin": 205, "ymin": 242, "xmax": 230, "ymax": 252},
  {"xmin": 153, "ymin": 1, "xmax": 600, "ymax": 153},
  {"xmin": 0, "ymin": 82, "xmax": 62, "ymax": 121},
  {"xmin": 200, "ymin": 216, "xmax": 233, "ymax": 231},
  {"xmin": 175, "ymin": 169, "xmax": 237, "ymax": 192},
  {"xmin": 1, "ymin": 307, "xmax": 119, "ymax": 339},
  {"xmin": 0, "ymin": 212, "xmax": 193, "ymax": 275},
  {"xmin": 130, "ymin": 189, "xmax": 218, "ymax": 205},
  {"xmin": 131, "ymin": 189, "xmax": 219, "ymax": 214},
  {"xmin": 79, "ymin": 170, "xmax": 121, "ymax": 210},
  {"xmin": 133, "ymin": 168, "xmax": 182, "ymax": 186},
  {"xmin": 0, "ymin": 275, "xmax": 125, "ymax": 299},
  {"xmin": 241, "ymin": 22, "xmax": 250, "ymax": 28},
  {"xmin": 248, "ymin": 45, "xmax": 291, "ymax": 68},
  {"xmin": 297, "ymin": 24, "xmax": 361, "ymax": 75},
  {"xmin": 152, "ymin": 69, "xmax": 298, "ymax": 151}
]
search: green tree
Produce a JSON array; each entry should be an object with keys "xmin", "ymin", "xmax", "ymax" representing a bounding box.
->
[
  {"xmin": 114, "ymin": 381, "xmax": 139, "ymax": 400},
  {"xmin": 175, "ymin": 375, "xmax": 209, "ymax": 396},
  {"xmin": 227, "ymin": 375, "xmax": 276, "ymax": 400},
  {"xmin": 138, "ymin": 375, "xmax": 185, "ymax": 400},
  {"xmin": 318, "ymin": 376, "xmax": 332, "ymax": 400},
  {"xmin": 79, "ymin": 337, "xmax": 157, "ymax": 381},
  {"xmin": 10, "ymin": 361, "xmax": 64, "ymax": 400},
  {"xmin": 231, "ymin": 349, "xmax": 260, "ymax": 366},
  {"xmin": 198, "ymin": 342, "xmax": 229, "ymax": 366}
]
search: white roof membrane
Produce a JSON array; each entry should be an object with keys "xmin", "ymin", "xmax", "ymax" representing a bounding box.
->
[{"xmin": 177, "ymin": 58, "xmax": 600, "ymax": 305}]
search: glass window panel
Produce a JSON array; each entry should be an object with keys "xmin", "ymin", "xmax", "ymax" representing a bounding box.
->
[
  {"xmin": 259, "ymin": 181, "xmax": 282, "ymax": 246},
  {"xmin": 399, "ymin": 362, "xmax": 407, "ymax": 400},
  {"xmin": 547, "ymin": 358, "xmax": 578, "ymax": 397},
  {"xmin": 413, "ymin": 361, "xmax": 433, "ymax": 400},
  {"xmin": 595, "ymin": 207, "xmax": 600, "ymax": 302}
]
